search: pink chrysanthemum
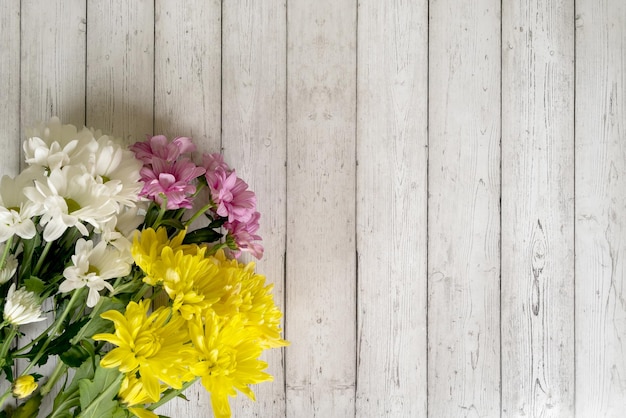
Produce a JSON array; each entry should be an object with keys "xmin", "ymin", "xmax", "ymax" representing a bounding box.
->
[
  {"xmin": 140, "ymin": 158, "xmax": 206, "ymax": 209},
  {"xmin": 131, "ymin": 135, "xmax": 196, "ymax": 164},
  {"xmin": 202, "ymin": 153, "xmax": 230, "ymax": 173},
  {"xmin": 206, "ymin": 168, "xmax": 256, "ymax": 223},
  {"xmin": 225, "ymin": 211, "xmax": 264, "ymax": 259}
]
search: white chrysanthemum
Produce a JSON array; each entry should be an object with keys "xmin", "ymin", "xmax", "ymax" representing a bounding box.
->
[
  {"xmin": 23, "ymin": 117, "xmax": 94, "ymax": 171},
  {"xmin": 84, "ymin": 135, "xmax": 143, "ymax": 208},
  {"xmin": 23, "ymin": 166, "xmax": 118, "ymax": 241},
  {"xmin": 0, "ymin": 169, "xmax": 42, "ymax": 242},
  {"xmin": 60, "ymin": 239, "xmax": 132, "ymax": 307},
  {"xmin": 0, "ymin": 253, "xmax": 18, "ymax": 284},
  {"xmin": 99, "ymin": 204, "xmax": 145, "ymax": 255},
  {"xmin": 3, "ymin": 284, "xmax": 46, "ymax": 326}
]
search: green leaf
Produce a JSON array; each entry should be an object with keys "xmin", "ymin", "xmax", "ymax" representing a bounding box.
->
[
  {"xmin": 77, "ymin": 365, "xmax": 123, "ymax": 418},
  {"xmin": 22, "ymin": 276, "xmax": 46, "ymax": 295},
  {"xmin": 12, "ymin": 393, "xmax": 42, "ymax": 418},
  {"xmin": 157, "ymin": 218, "xmax": 185, "ymax": 231},
  {"xmin": 183, "ymin": 227, "xmax": 223, "ymax": 244},
  {"xmin": 48, "ymin": 357, "xmax": 96, "ymax": 418}
]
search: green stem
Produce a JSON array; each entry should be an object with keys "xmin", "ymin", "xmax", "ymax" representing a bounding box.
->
[
  {"xmin": 0, "ymin": 388, "xmax": 12, "ymax": 409},
  {"xmin": 40, "ymin": 361, "xmax": 68, "ymax": 395},
  {"xmin": 152, "ymin": 196, "xmax": 169, "ymax": 228},
  {"xmin": 147, "ymin": 378, "xmax": 198, "ymax": 411},
  {"xmin": 20, "ymin": 288, "xmax": 85, "ymax": 376},
  {"xmin": 0, "ymin": 326, "xmax": 18, "ymax": 370},
  {"xmin": 33, "ymin": 240, "xmax": 53, "ymax": 277},
  {"xmin": 184, "ymin": 203, "xmax": 212, "ymax": 228},
  {"xmin": 0, "ymin": 235, "xmax": 13, "ymax": 269}
]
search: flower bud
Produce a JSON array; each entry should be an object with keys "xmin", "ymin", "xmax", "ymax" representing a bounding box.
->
[{"xmin": 13, "ymin": 375, "xmax": 38, "ymax": 399}]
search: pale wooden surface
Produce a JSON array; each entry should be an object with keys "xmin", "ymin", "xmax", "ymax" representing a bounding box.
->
[
  {"xmin": 356, "ymin": 0, "xmax": 428, "ymax": 416},
  {"xmin": 1, "ymin": 0, "xmax": 625, "ymax": 417},
  {"xmin": 575, "ymin": 0, "xmax": 626, "ymax": 416},
  {"xmin": 428, "ymin": 0, "xmax": 501, "ymax": 416},
  {"xmin": 501, "ymin": 0, "xmax": 576, "ymax": 416}
]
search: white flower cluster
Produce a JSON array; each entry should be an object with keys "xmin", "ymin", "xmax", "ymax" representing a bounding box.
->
[{"xmin": 0, "ymin": 117, "xmax": 146, "ymax": 308}]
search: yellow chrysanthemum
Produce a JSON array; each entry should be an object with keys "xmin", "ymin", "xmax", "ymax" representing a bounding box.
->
[
  {"xmin": 210, "ymin": 251, "xmax": 288, "ymax": 348},
  {"xmin": 12, "ymin": 375, "xmax": 38, "ymax": 399},
  {"xmin": 188, "ymin": 312, "xmax": 272, "ymax": 418},
  {"xmin": 119, "ymin": 374, "xmax": 162, "ymax": 418},
  {"xmin": 93, "ymin": 300, "xmax": 195, "ymax": 402},
  {"xmin": 131, "ymin": 227, "xmax": 188, "ymax": 285}
]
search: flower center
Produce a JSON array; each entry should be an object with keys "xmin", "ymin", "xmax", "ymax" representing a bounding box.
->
[{"xmin": 64, "ymin": 198, "xmax": 81, "ymax": 214}]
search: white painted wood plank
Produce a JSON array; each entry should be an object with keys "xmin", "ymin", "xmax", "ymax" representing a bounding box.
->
[
  {"xmin": 575, "ymin": 0, "xmax": 626, "ymax": 415},
  {"xmin": 427, "ymin": 0, "xmax": 502, "ymax": 416},
  {"xmin": 21, "ymin": 0, "xmax": 86, "ymax": 128},
  {"xmin": 153, "ymin": 1, "xmax": 221, "ymax": 416},
  {"xmin": 285, "ymin": 0, "xmax": 357, "ymax": 416},
  {"xmin": 154, "ymin": 0, "xmax": 221, "ymax": 148},
  {"xmin": 0, "ymin": 0, "xmax": 20, "ymax": 408},
  {"xmin": 501, "ymin": 0, "xmax": 575, "ymax": 416},
  {"xmin": 355, "ymin": 1, "xmax": 428, "ymax": 416},
  {"xmin": 0, "ymin": 0, "xmax": 21, "ymax": 177},
  {"xmin": 222, "ymin": 0, "xmax": 287, "ymax": 416},
  {"xmin": 86, "ymin": 0, "xmax": 153, "ymax": 141},
  {"xmin": 18, "ymin": 1, "xmax": 87, "ymax": 415}
]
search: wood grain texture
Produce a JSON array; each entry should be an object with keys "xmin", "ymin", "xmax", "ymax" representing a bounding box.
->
[
  {"xmin": 86, "ymin": 0, "xmax": 153, "ymax": 141},
  {"xmin": 153, "ymin": 1, "xmax": 221, "ymax": 416},
  {"xmin": 222, "ymin": 0, "xmax": 287, "ymax": 415},
  {"xmin": 0, "ymin": 0, "xmax": 20, "ymax": 177},
  {"xmin": 355, "ymin": 1, "xmax": 428, "ymax": 416},
  {"xmin": 0, "ymin": 0, "xmax": 19, "ymax": 404},
  {"xmin": 17, "ymin": 2, "xmax": 87, "ymax": 415},
  {"xmin": 20, "ymin": 0, "xmax": 86, "ymax": 129},
  {"xmin": 154, "ymin": 0, "xmax": 221, "ymax": 149},
  {"xmin": 575, "ymin": 0, "xmax": 626, "ymax": 415},
  {"xmin": 428, "ymin": 0, "xmax": 502, "ymax": 416},
  {"xmin": 501, "ymin": 0, "xmax": 575, "ymax": 416},
  {"xmin": 285, "ymin": 0, "xmax": 357, "ymax": 416}
]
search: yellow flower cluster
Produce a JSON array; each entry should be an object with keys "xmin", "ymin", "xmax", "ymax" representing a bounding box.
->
[{"xmin": 94, "ymin": 228, "xmax": 288, "ymax": 418}]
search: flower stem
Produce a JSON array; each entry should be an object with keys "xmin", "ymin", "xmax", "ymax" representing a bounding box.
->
[
  {"xmin": 33, "ymin": 240, "xmax": 54, "ymax": 277},
  {"xmin": 20, "ymin": 288, "xmax": 85, "ymax": 376},
  {"xmin": 184, "ymin": 203, "xmax": 212, "ymax": 228},
  {"xmin": 40, "ymin": 361, "xmax": 68, "ymax": 395},
  {"xmin": 147, "ymin": 378, "xmax": 198, "ymax": 411},
  {"xmin": 0, "ymin": 235, "xmax": 13, "ymax": 269},
  {"xmin": 153, "ymin": 196, "xmax": 169, "ymax": 228},
  {"xmin": 0, "ymin": 388, "xmax": 12, "ymax": 409},
  {"xmin": 0, "ymin": 325, "xmax": 18, "ymax": 370}
]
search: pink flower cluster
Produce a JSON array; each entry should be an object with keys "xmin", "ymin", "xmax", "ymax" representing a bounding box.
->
[
  {"xmin": 204, "ymin": 153, "xmax": 263, "ymax": 259},
  {"xmin": 131, "ymin": 135, "xmax": 205, "ymax": 210},
  {"xmin": 130, "ymin": 136, "xmax": 263, "ymax": 259}
]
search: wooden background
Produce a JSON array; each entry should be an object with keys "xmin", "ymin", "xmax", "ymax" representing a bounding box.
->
[{"xmin": 0, "ymin": 0, "xmax": 625, "ymax": 417}]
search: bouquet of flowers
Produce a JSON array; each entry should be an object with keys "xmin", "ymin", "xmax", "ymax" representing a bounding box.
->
[{"xmin": 0, "ymin": 118, "xmax": 287, "ymax": 418}]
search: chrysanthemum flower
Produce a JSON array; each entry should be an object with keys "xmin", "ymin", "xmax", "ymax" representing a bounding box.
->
[
  {"xmin": 3, "ymin": 284, "xmax": 46, "ymax": 326},
  {"xmin": 210, "ymin": 251, "xmax": 287, "ymax": 348},
  {"xmin": 12, "ymin": 375, "xmax": 38, "ymax": 399},
  {"xmin": 93, "ymin": 300, "xmax": 195, "ymax": 402},
  {"xmin": 224, "ymin": 211, "xmax": 264, "ymax": 259},
  {"xmin": 60, "ymin": 239, "xmax": 132, "ymax": 307},
  {"xmin": 131, "ymin": 227, "xmax": 188, "ymax": 285},
  {"xmin": 23, "ymin": 117, "xmax": 94, "ymax": 171},
  {"xmin": 205, "ymin": 168, "xmax": 256, "ymax": 224},
  {"xmin": 139, "ymin": 158, "xmax": 206, "ymax": 209},
  {"xmin": 0, "ymin": 170, "xmax": 41, "ymax": 242},
  {"xmin": 0, "ymin": 249, "xmax": 18, "ymax": 284},
  {"xmin": 130, "ymin": 135, "xmax": 196, "ymax": 165},
  {"xmin": 118, "ymin": 374, "xmax": 162, "ymax": 418},
  {"xmin": 189, "ymin": 312, "xmax": 272, "ymax": 418},
  {"xmin": 23, "ymin": 165, "xmax": 118, "ymax": 241},
  {"xmin": 151, "ymin": 246, "xmax": 228, "ymax": 320},
  {"xmin": 84, "ymin": 135, "xmax": 144, "ymax": 208}
]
